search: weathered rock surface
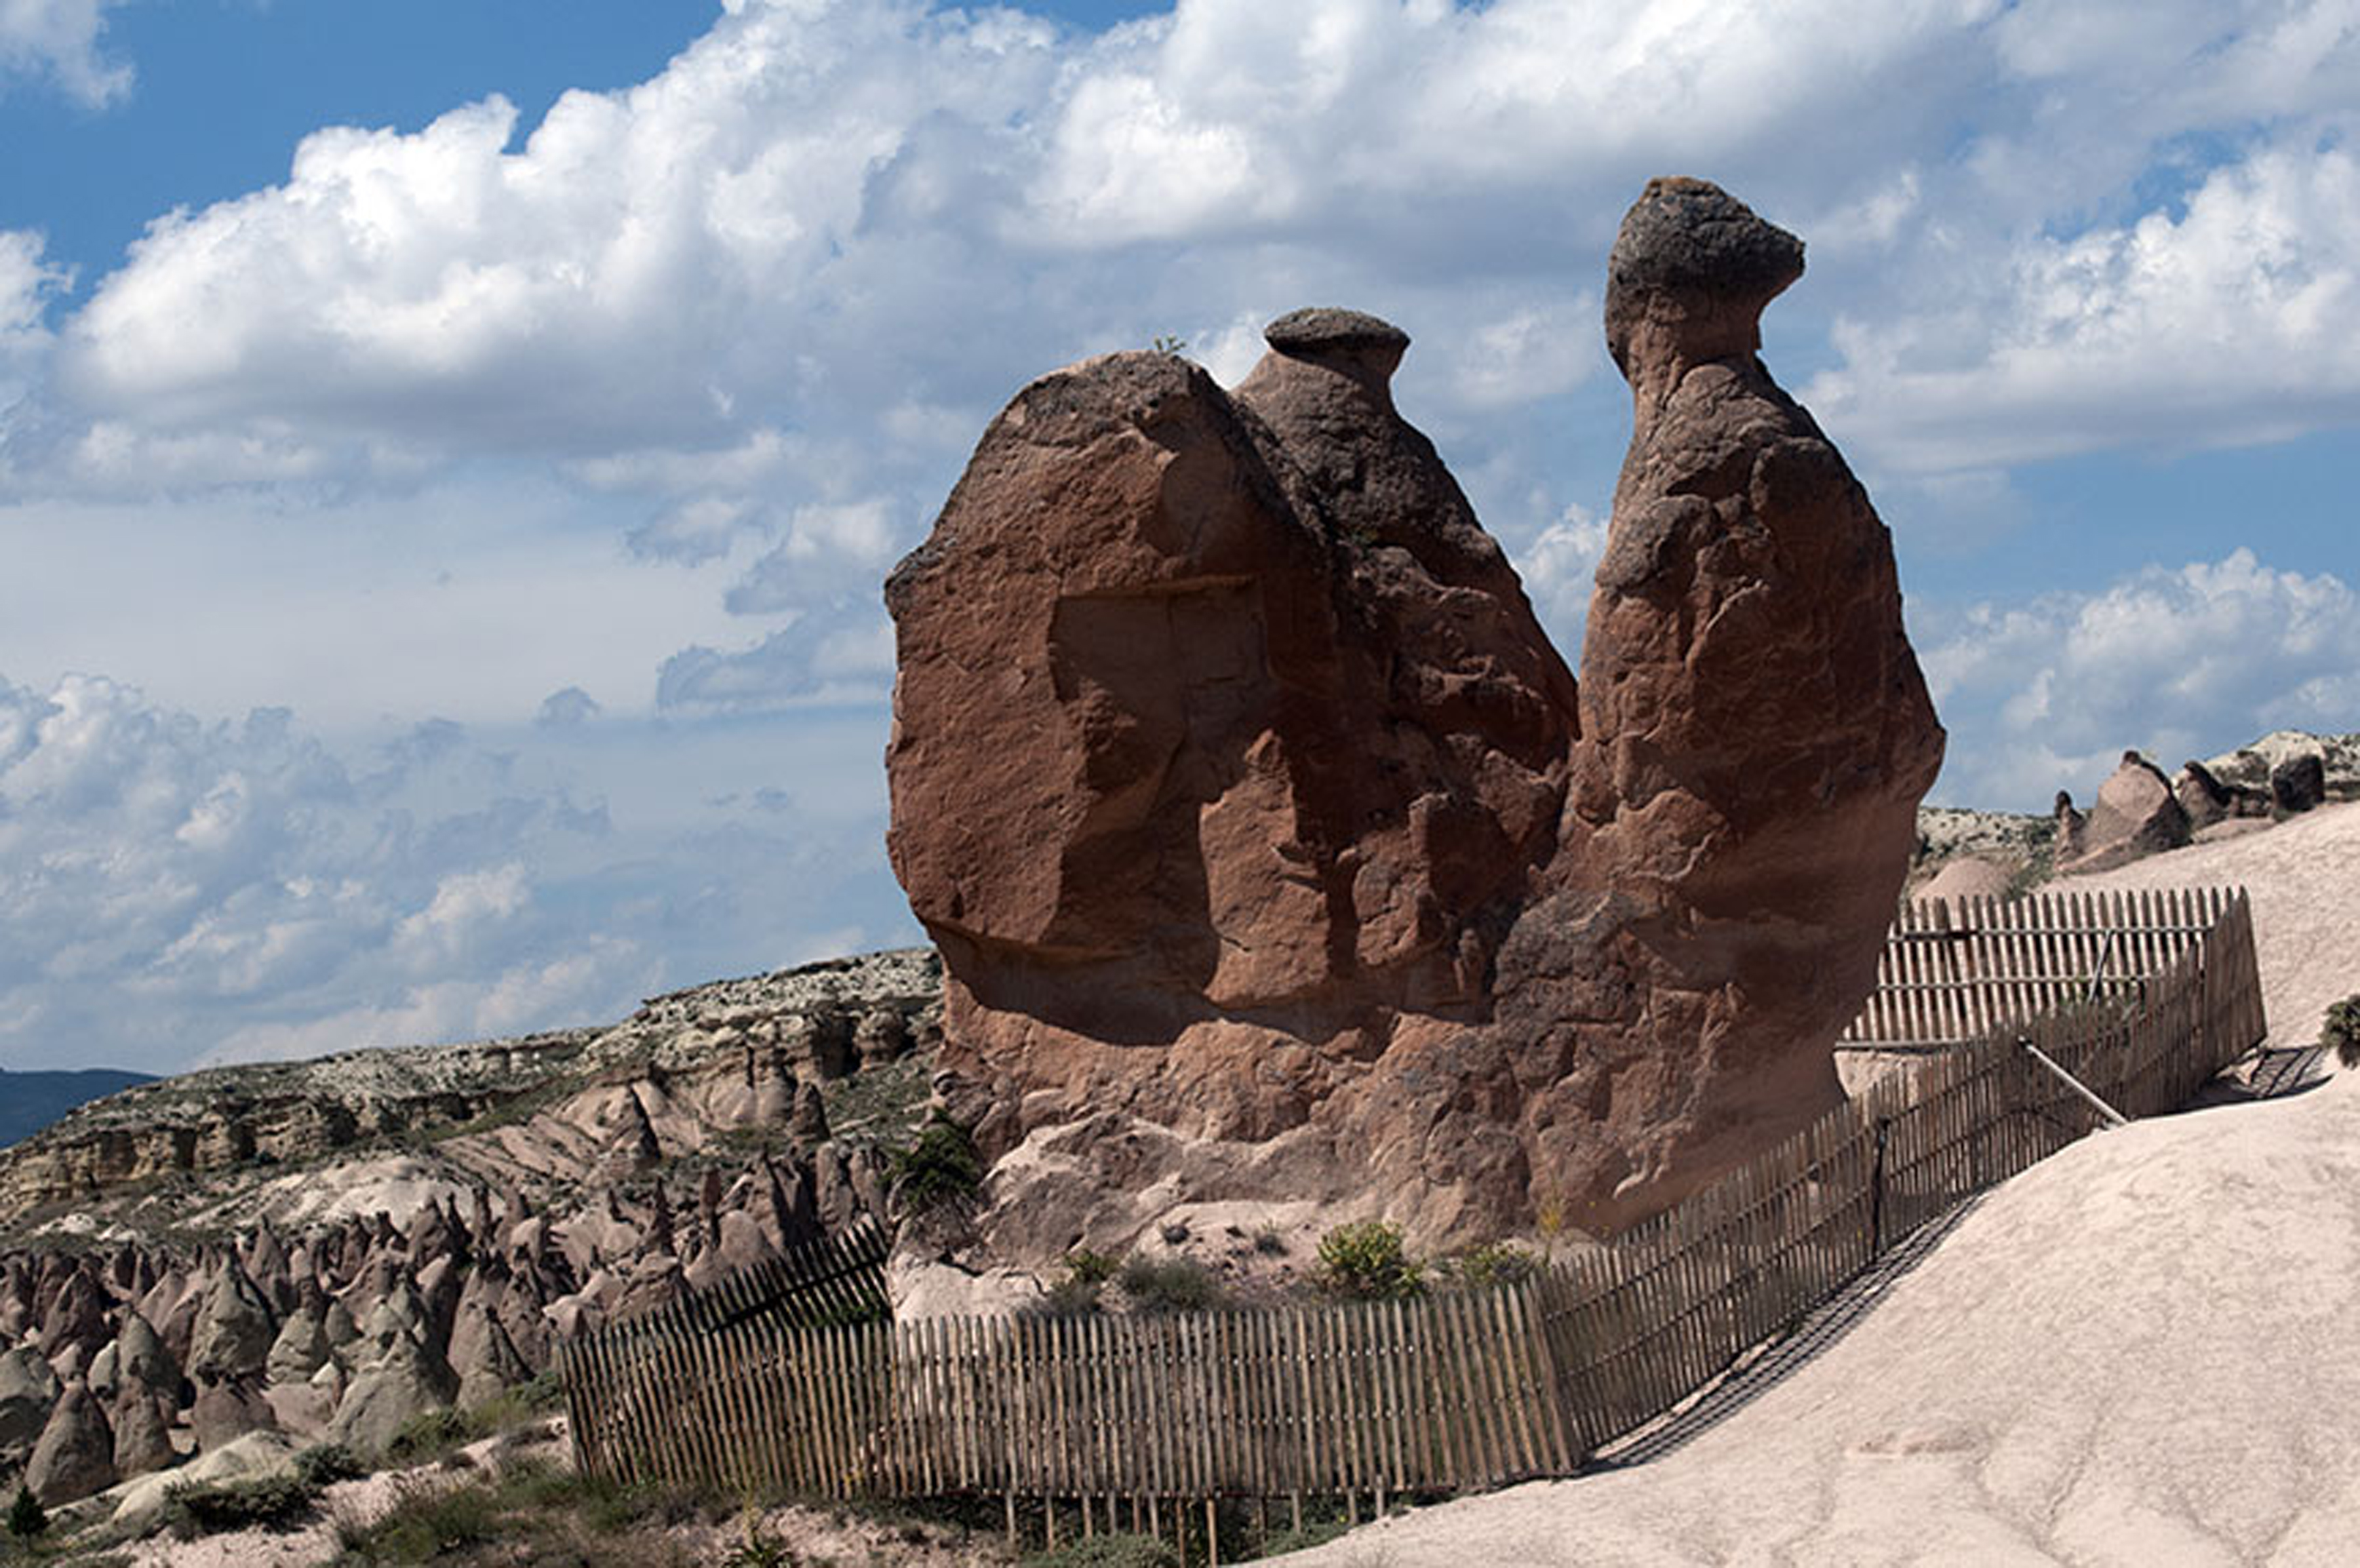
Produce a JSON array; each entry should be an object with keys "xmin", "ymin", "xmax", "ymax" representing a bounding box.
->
[
  {"xmin": 886, "ymin": 177, "xmax": 1940, "ymax": 1253},
  {"xmin": 2056, "ymin": 752, "xmax": 2192, "ymax": 874},
  {"xmin": 26, "ymin": 1380, "xmax": 115, "ymax": 1504},
  {"xmin": 0, "ymin": 1344, "xmax": 60, "ymax": 1465}
]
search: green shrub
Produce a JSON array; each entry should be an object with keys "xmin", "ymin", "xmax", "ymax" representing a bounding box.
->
[
  {"xmin": 890, "ymin": 1113, "xmax": 983, "ymax": 1211},
  {"xmin": 1316, "ymin": 1220, "xmax": 1425, "ymax": 1301},
  {"xmin": 1036, "ymin": 1248, "xmax": 1123, "ymax": 1318},
  {"xmin": 1259, "ymin": 1519, "xmax": 1348, "ymax": 1554},
  {"xmin": 295, "ymin": 1441, "xmax": 368, "ymax": 1488},
  {"xmin": 461, "ymin": 1369, "xmax": 564, "ymax": 1436},
  {"xmin": 7, "ymin": 1485, "xmax": 46, "ymax": 1539},
  {"xmin": 1027, "ymin": 1531, "xmax": 1179, "ymax": 1567},
  {"xmin": 163, "ymin": 1473, "xmax": 321, "ymax": 1538},
  {"xmin": 2327, "ymin": 995, "xmax": 2360, "ymax": 1068},
  {"xmin": 384, "ymin": 1405, "xmax": 469, "ymax": 1464},
  {"xmin": 1115, "ymin": 1256, "xmax": 1224, "ymax": 1315},
  {"xmin": 331, "ymin": 1473, "xmax": 498, "ymax": 1563},
  {"xmin": 715, "ymin": 1512, "xmax": 800, "ymax": 1568},
  {"xmin": 1453, "ymin": 1242, "xmax": 1541, "ymax": 1290}
]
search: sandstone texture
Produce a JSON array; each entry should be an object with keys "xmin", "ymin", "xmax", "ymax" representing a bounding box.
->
[{"xmin": 886, "ymin": 177, "xmax": 1941, "ymax": 1256}]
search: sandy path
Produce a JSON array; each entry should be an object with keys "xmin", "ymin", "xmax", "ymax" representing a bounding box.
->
[{"xmin": 1282, "ymin": 805, "xmax": 2360, "ymax": 1567}]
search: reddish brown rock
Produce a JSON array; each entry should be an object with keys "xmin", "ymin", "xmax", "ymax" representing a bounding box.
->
[
  {"xmin": 884, "ymin": 177, "xmax": 1941, "ymax": 1257},
  {"xmin": 1533, "ymin": 176, "xmax": 1945, "ymax": 1214}
]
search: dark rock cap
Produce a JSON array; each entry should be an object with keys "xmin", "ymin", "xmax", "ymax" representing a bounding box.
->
[
  {"xmin": 1263, "ymin": 307, "xmax": 1410, "ymax": 355},
  {"xmin": 1261, "ymin": 307, "xmax": 1410, "ymax": 401},
  {"xmin": 1605, "ymin": 176, "xmax": 1804, "ymax": 372}
]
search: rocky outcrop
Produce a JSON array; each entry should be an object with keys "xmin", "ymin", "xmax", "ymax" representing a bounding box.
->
[
  {"xmin": 0, "ymin": 1345, "xmax": 60, "ymax": 1467},
  {"xmin": 885, "ymin": 177, "xmax": 1940, "ymax": 1253},
  {"xmin": 1535, "ymin": 176, "xmax": 1945, "ymax": 1212},
  {"xmin": 26, "ymin": 1380, "xmax": 115, "ymax": 1504},
  {"xmin": 2056, "ymin": 753, "xmax": 2192, "ymax": 874}
]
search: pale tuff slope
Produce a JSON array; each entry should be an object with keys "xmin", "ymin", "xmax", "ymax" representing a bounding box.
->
[{"xmin": 1286, "ymin": 802, "xmax": 2360, "ymax": 1567}]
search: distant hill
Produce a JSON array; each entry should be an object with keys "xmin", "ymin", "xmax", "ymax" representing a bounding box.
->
[{"xmin": 0, "ymin": 1067, "xmax": 155, "ymax": 1149}]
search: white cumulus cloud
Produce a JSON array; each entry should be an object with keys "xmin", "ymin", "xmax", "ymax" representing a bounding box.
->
[
  {"xmin": 1921, "ymin": 549, "xmax": 2360, "ymax": 808},
  {"xmin": 0, "ymin": 0, "xmax": 128, "ymax": 106}
]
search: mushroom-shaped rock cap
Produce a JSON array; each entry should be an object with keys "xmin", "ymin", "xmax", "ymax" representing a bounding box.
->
[
  {"xmin": 1605, "ymin": 176, "xmax": 1803, "ymax": 376},
  {"xmin": 1261, "ymin": 307, "xmax": 1410, "ymax": 399}
]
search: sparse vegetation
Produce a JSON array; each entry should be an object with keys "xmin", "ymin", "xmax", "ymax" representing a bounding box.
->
[
  {"xmin": 1150, "ymin": 334, "xmax": 1189, "ymax": 356},
  {"xmin": 1027, "ymin": 1531, "xmax": 1179, "ymax": 1567},
  {"xmin": 296, "ymin": 1441, "xmax": 369, "ymax": 1488},
  {"xmin": 324, "ymin": 1459, "xmax": 703, "ymax": 1567},
  {"xmin": 2326, "ymin": 994, "xmax": 2360, "ymax": 1068},
  {"xmin": 1035, "ymin": 1247, "xmax": 1122, "ymax": 1316},
  {"xmin": 1315, "ymin": 1220, "xmax": 1425, "ymax": 1301},
  {"xmin": 384, "ymin": 1405, "xmax": 471, "ymax": 1465},
  {"xmin": 888, "ymin": 1110, "xmax": 983, "ymax": 1211},
  {"xmin": 1116, "ymin": 1255, "xmax": 1225, "ymax": 1315},
  {"xmin": 1451, "ymin": 1241, "xmax": 1541, "ymax": 1290},
  {"xmin": 163, "ymin": 1472, "xmax": 322, "ymax": 1538}
]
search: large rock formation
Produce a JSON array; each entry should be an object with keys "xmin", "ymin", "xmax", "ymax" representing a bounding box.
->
[
  {"xmin": 2056, "ymin": 752, "xmax": 2192, "ymax": 874},
  {"xmin": 886, "ymin": 178, "xmax": 1942, "ymax": 1255}
]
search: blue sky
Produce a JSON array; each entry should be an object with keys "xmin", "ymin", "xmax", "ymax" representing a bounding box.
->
[{"xmin": 1, "ymin": 0, "xmax": 2355, "ymax": 1073}]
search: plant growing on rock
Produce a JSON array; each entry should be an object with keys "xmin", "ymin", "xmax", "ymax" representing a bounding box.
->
[
  {"xmin": 2326, "ymin": 995, "xmax": 2360, "ymax": 1068},
  {"xmin": 890, "ymin": 1111, "xmax": 983, "ymax": 1211},
  {"xmin": 1314, "ymin": 1220, "xmax": 1425, "ymax": 1301}
]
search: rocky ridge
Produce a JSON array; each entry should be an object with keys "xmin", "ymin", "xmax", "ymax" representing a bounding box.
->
[{"xmin": 0, "ymin": 951, "xmax": 945, "ymax": 1510}]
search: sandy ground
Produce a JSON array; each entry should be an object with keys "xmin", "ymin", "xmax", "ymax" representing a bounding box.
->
[
  {"xmin": 2065, "ymin": 798, "xmax": 2360, "ymax": 1049},
  {"xmin": 1282, "ymin": 799, "xmax": 2360, "ymax": 1568}
]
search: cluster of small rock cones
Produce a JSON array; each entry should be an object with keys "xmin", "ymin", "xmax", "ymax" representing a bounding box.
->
[{"xmin": 886, "ymin": 178, "xmax": 1944, "ymax": 1263}]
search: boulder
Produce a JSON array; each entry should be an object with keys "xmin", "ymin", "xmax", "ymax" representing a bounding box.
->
[
  {"xmin": 109, "ymin": 1386, "xmax": 179, "ymax": 1479},
  {"xmin": 0, "ymin": 1344, "xmax": 61, "ymax": 1465},
  {"xmin": 266, "ymin": 1301, "xmax": 334, "ymax": 1386},
  {"xmin": 327, "ymin": 1324, "xmax": 456, "ymax": 1457},
  {"xmin": 184, "ymin": 1258, "xmax": 278, "ymax": 1384},
  {"xmin": 2057, "ymin": 752, "xmax": 2192, "ymax": 874},
  {"xmin": 884, "ymin": 176, "xmax": 1941, "ymax": 1253},
  {"xmin": 1916, "ymin": 855, "xmax": 2015, "ymax": 907},
  {"xmin": 2272, "ymin": 752, "xmax": 2327, "ymax": 814},
  {"xmin": 25, "ymin": 1380, "xmax": 115, "ymax": 1506},
  {"xmin": 189, "ymin": 1373, "xmax": 277, "ymax": 1451},
  {"xmin": 111, "ymin": 1430, "xmax": 299, "ymax": 1534}
]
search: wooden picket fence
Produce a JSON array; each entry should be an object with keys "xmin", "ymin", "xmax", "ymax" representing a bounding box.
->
[
  {"xmin": 560, "ymin": 886, "xmax": 2266, "ymax": 1548},
  {"xmin": 1839, "ymin": 886, "xmax": 2239, "ymax": 1049}
]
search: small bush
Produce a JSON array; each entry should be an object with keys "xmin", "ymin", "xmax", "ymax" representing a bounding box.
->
[
  {"xmin": 2326, "ymin": 995, "xmax": 2360, "ymax": 1068},
  {"xmin": 1453, "ymin": 1242, "xmax": 1541, "ymax": 1290},
  {"xmin": 1259, "ymin": 1519, "xmax": 1348, "ymax": 1554},
  {"xmin": 1027, "ymin": 1531, "xmax": 1179, "ymax": 1567},
  {"xmin": 1316, "ymin": 1220, "xmax": 1425, "ymax": 1301},
  {"xmin": 332, "ymin": 1473, "xmax": 498, "ymax": 1563},
  {"xmin": 7, "ymin": 1485, "xmax": 47, "ymax": 1539},
  {"xmin": 1036, "ymin": 1249, "xmax": 1123, "ymax": 1318},
  {"xmin": 461, "ymin": 1369, "xmax": 564, "ymax": 1436},
  {"xmin": 1115, "ymin": 1256, "xmax": 1225, "ymax": 1316},
  {"xmin": 715, "ymin": 1512, "xmax": 800, "ymax": 1568},
  {"xmin": 384, "ymin": 1405, "xmax": 470, "ymax": 1464},
  {"xmin": 890, "ymin": 1113, "xmax": 983, "ymax": 1211},
  {"xmin": 295, "ymin": 1441, "xmax": 368, "ymax": 1488},
  {"xmin": 163, "ymin": 1473, "xmax": 321, "ymax": 1538}
]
